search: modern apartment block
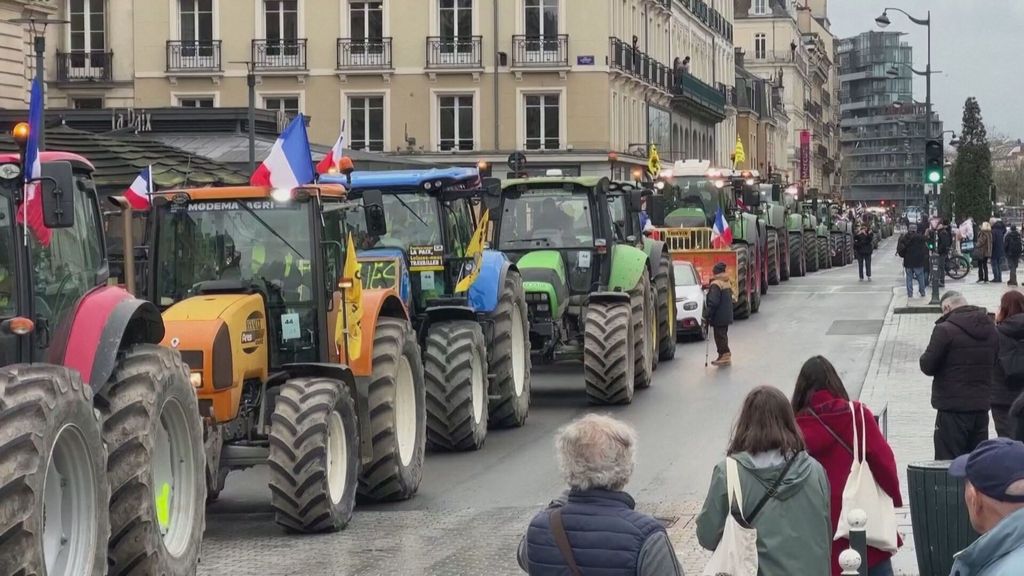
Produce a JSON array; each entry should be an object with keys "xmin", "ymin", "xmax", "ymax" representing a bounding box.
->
[
  {"xmin": 9, "ymin": 0, "xmax": 736, "ymax": 178},
  {"xmin": 838, "ymin": 31, "xmax": 942, "ymax": 206}
]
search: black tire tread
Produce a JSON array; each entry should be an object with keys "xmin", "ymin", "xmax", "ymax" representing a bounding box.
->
[
  {"xmin": 819, "ymin": 236, "xmax": 832, "ymax": 269},
  {"xmin": 424, "ymin": 321, "xmax": 488, "ymax": 452},
  {"xmin": 804, "ymin": 231, "xmax": 818, "ymax": 272},
  {"xmin": 631, "ymin": 273, "xmax": 654, "ymax": 389},
  {"xmin": 789, "ymin": 232, "xmax": 804, "ymax": 277},
  {"xmin": 767, "ymin": 229, "xmax": 780, "ymax": 285},
  {"xmin": 487, "ymin": 270, "xmax": 532, "ymax": 428},
  {"xmin": 583, "ymin": 301, "xmax": 634, "ymax": 404},
  {"xmin": 734, "ymin": 245, "xmax": 751, "ymax": 319},
  {"xmin": 654, "ymin": 250, "xmax": 676, "ymax": 362}
]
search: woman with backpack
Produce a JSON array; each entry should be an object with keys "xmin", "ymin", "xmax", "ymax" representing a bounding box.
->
[
  {"xmin": 993, "ymin": 291, "xmax": 1024, "ymax": 440},
  {"xmin": 697, "ymin": 386, "xmax": 831, "ymax": 575},
  {"xmin": 792, "ymin": 356, "xmax": 903, "ymax": 576}
]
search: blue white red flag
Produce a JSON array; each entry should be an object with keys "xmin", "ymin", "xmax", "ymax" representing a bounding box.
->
[
  {"xmin": 250, "ymin": 115, "xmax": 315, "ymax": 188},
  {"xmin": 18, "ymin": 77, "xmax": 49, "ymax": 246},
  {"xmin": 711, "ymin": 207, "xmax": 732, "ymax": 249},
  {"xmin": 124, "ymin": 165, "xmax": 153, "ymax": 210}
]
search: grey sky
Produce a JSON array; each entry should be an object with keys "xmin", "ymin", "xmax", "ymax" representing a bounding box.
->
[{"xmin": 827, "ymin": 0, "xmax": 1024, "ymax": 139}]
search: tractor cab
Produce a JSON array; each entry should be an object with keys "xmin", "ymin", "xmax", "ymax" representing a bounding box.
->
[{"xmin": 605, "ymin": 181, "xmax": 650, "ymax": 244}]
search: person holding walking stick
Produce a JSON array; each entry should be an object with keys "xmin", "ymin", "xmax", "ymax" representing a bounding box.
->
[{"xmin": 705, "ymin": 261, "xmax": 734, "ymax": 367}]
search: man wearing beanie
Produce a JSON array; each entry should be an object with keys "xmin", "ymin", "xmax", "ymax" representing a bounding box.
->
[{"xmin": 705, "ymin": 261, "xmax": 734, "ymax": 366}]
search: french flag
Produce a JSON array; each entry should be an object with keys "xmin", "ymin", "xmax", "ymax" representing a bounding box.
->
[
  {"xmin": 17, "ymin": 76, "xmax": 49, "ymax": 247},
  {"xmin": 316, "ymin": 121, "xmax": 345, "ymax": 175},
  {"xmin": 124, "ymin": 166, "xmax": 153, "ymax": 210},
  {"xmin": 710, "ymin": 207, "xmax": 732, "ymax": 249},
  {"xmin": 250, "ymin": 115, "xmax": 315, "ymax": 188}
]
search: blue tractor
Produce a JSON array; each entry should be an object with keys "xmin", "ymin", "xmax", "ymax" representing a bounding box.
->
[{"xmin": 320, "ymin": 167, "xmax": 531, "ymax": 452}]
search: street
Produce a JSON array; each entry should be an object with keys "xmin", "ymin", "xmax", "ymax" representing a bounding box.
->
[{"xmin": 197, "ymin": 240, "xmax": 901, "ymax": 575}]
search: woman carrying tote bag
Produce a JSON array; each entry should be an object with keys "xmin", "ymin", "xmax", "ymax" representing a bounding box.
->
[
  {"xmin": 698, "ymin": 386, "xmax": 831, "ymax": 575},
  {"xmin": 793, "ymin": 356, "xmax": 903, "ymax": 576}
]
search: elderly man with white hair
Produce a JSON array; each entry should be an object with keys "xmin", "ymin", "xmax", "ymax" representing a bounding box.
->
[{"xmin": 517, "ymin": 414, "xmax": 683, "ymax": 575}]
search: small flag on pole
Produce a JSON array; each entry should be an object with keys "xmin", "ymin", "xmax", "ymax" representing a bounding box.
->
[
  {"xmin": 124, "ymin": 166, "xmax": 153, "ymax": 210},
  {"xmin": 17, "ymin": 77, "xmax": 49, "ymax": 246},
  {"xmin": 733, "ymin": 136, "xmax": 746, "ymax": 168},
  {"xmin": 317, "ymin": 120, "xmax": 346, "ymax": 175}
]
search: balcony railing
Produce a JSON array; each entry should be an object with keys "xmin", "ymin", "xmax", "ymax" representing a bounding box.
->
[
  {"xmin": 166, "ymin": 40, "xmax": 222, "ymax": 72},
  {"xmin": 252, "ymin": 38, "xmax": 307, "ymax": 70},
  {"xmin": 336, "ymin": 37, "xmax": 392, "ymax": 70},
  {"xmin": 511, "ymin": 35, "xmax": 569, "ymax": 67},
  {"xmin": 749, "ymin": 49, "xmax": 809, "ymax": 76},
  {"xmin": 673, "ymin": 72, "xmax": 727, "ymax": 120},
  {"xmin": 426, "ymin": 36, "xmax": 483, "ymax": 69},
  {"xmin": 56, "ymin": 50, "xmax": 112, "ymax": 82},
  {"xmin": 608, "ymin": 37, "xmax": 672, "ymax": 93}
]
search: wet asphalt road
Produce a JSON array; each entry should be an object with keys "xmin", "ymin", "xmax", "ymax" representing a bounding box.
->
[{"xmin": 199, "ymin": 238, "xmax": 901, "ymax": 574}]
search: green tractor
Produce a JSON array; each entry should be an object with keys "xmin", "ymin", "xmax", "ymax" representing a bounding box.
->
[
  {"xmin": 819, "ymin": 202, "xmax": 853, "ymax": 268},
  {"xmin": 760, "ymin": 182, "xmax": 791, "ymax": 284},
  {"xmin": 791, "ymin": 200, "xmax": 821, "ymax": 273},
  {"xmin": 493, "ymin": 176, "xmax": 659, "ymax": 405},
  {"xmin": 810, "ymin": 204, "xmax": 834, "ymax": 271}
]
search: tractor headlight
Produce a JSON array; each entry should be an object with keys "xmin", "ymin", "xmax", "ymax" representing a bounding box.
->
[
  {"xmin": 536, "ymin": 303, "xmax": 549, "ymax": 312},
  {"xmin": 683, "ymin": 301, "xmax": 698, "ymax": 311}
]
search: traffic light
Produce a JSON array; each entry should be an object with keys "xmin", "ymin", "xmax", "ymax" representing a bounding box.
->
[{"xmin": 924, "ymin": 139, "xmax": 944, "ymax": 184}]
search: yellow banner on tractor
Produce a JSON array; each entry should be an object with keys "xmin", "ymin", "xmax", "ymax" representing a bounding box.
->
[
  {"xmin": 733, "ymin": 136, "xmax": 746, "ymax": 168},
  {"xmin": 338, "ymin": 232, "xmax": 363, "ymax": 361},
  {"xmin": 455, "ymin": 209, "xmax": 489, "ymax": 293}
]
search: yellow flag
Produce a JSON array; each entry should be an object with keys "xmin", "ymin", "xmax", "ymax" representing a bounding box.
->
[
  {"xmin": 733, "ymin": 136, "xmax": 746, "ymax": 168},
  {"xmin": 455, "ymin": 209, "xmax": 489, "ymax": 293},
  {"xmin": 647, "ymin": 144, "xmax": 661, "ymax": 177},
  {"xmin": 340, "ymin": 232, "xmax": 363, "ymax": 362}
]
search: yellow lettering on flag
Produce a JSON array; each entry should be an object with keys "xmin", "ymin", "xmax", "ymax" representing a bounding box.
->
[
  {"xmin": 647, "ymin": 145, "xmax": 662, "ymax": 177},
  {"xmin": 339, "ymin": 232, "xmax": 363, "ymax": 362},
  {"xmin": 455, "ymin": 209, "xmax": 489, "ymax": 293},
  {"xmin": 733, "ymin": 136, "xmax": 746, "ymax": 168}
]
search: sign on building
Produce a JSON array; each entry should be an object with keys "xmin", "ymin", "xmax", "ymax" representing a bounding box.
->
[{"xmin": 799, "ymin": 130, "xmax": 811, "ymax": 183}]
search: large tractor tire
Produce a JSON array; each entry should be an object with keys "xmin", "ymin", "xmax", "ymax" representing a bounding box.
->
[
  {"xmin": 268, "ymin": 376, "xmax": 360, "ymax": 533},
  {"xmin": 486, "ymin": 270, "xmax": 531, "ymax": 428},
  {"xmin": 819, "ymin": 237, "xmax": 832, "ymax": 269},
  {"xmin": 830, "ymin": 234, "xmax": 845, "ymax": 268},
  {"xmin": 0, "ymin": 365, "xmax": 108, "ymax": 576},
  {"xmin": 583, "ymin": 300, "xmax": 634, "ymax": 404},
  {"xmin": 789, "ymin": 232, "xmax": 805, "ymax": 277},
  {"xmin": 767, "ymin": 229, "xmax": 780, "ymax": 285},
  {"xmin": 424, "ymin": 321, "xmax": 488, "ymax": 452},
  {"xmin": 846, "ymin": 234, "xmax": 855, "ymax": 264},
  {"xmin": 734, "ymin": 245, "xmax": 751, "ymax": 319},
  {"xmin": 631, "ymin": 273, "xmax": 656, "ymax": 389},
  {"xmin": 99, "ymin": 345, "xmax": 205, "ymax": 576},
  {"xmin": 804, "ymin": 232, "xmax": 819, "ymax": 273},
  {"xmin": 654, "ymin": 250, "xmax": 677, "ymax": 362},
  {"xmin": 357, "ymin": 317, "xmax": 425, "ymax": 502},
  {"xmin": 779, "ymin": 233, "xmax": 791, "ymax": 281}
]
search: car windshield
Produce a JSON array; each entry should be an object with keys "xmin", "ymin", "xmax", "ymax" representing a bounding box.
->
[
  {"xmin": 674, "ymin": 264, "xmax": 698, "ymax": 286},
  {"xmin": 498, "ymin": 189, "xmax": 594, "ymax": 250},
  {"xmin": 154, "ymin": 199, "xmax": 313, "ymax": 306},
  {"xmin": 325, "ymin": 193, "xmax": 441, "ymax": 251}
]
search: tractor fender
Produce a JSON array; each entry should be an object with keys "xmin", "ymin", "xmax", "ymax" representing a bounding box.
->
[
  {"xmin": 608, "ymin": 244, "xmax": 649, "ymax": 292},
  {"xmin": 60, "ymin": 285, "xmax": 163, "ymax": 393},
  {"xmin": 343, "ymin": 288, "xmax": 408, "ymax": 378},
  {"xmin": 467, "ymin": 250, "xmax": 514, "ymax": 314},
  {"xmin": 588, "ymin": 291, "xmax": 632, "ymax": 305},
  {"xmin": 423, "ymin": 304, "xmax": 478, "ymax": 328}
]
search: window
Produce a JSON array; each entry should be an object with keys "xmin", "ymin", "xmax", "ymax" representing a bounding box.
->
[
  {"xmin": 753, "ymin": 0, "xmax": 767, "ymax": 14},
  {"xmin": 524, "ymin": 94, "xmax": 560, "ymax": 150},
  {"xmin": 264, "ymin": 0, "xmax": 298, "ymax": 42},
  {"xmin": 0, "ymin": 195, "xmax": 15, "ymax": 316},
  {"xmin": 438, "ymin": 95, "xmax": 474, "ymax": 151},
  {"xmin": 68, "ymin": 0, "xmax": 105, "ymax": 69},
  {"xmin": 177, "ymin": 97, "xmax": 215, "ymax": 108},
  {"xmin": 349, "ymin": 96, "xmax": 385, "ymax": 152},
  {"xmin": 72, "ymin": 97, "xmax": 103, "ymax": 109},
  {"xmin": 179, "ymin": 0, "xmax": 214, "ymax": 58},
  {"xmin": 524, "ymin": 0, "xmax": 558, "ymax": 39},
  {"xmin": 349, "ymin": 1, "xmax": 383, "ymax": 40},
  {"xmin": 264, "ymin": 96, "xmax": 300, "ymax": 119},
  {"xmin": 439, "ymin": 0, "xmax": 472, "ymax": 53},
  {"xmin": 754, "ymin": 33, "xmax": 766, "ymax": 59}
]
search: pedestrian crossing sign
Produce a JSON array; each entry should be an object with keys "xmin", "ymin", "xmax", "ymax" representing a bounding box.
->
[{"xmin": 647, "ymin": 145, "xmax": 661, "ymax": 177}]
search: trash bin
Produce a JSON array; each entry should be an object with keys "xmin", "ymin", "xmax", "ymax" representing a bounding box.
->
[{"xmin": 907, "ymin": 461, "xmax": 981, "ymax": 576}]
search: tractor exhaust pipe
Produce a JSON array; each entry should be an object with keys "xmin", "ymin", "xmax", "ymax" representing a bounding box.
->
[{"xmin": 106, "ymin": 196, "xmax": 136, "ymax": 296}]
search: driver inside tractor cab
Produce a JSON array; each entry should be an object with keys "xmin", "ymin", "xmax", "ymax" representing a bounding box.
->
[
  {"xmin": 500, "ymin": 192, "xmax": 594, "ymax": 250},
  {"xmin": 250, "ymin": 216, "xmax": 312, "ymax": 302},
  {"xmin": 375, "ymin": 195, "xmax": 439, "ymax": 249}
]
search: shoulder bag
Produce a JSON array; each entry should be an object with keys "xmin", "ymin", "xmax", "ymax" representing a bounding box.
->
[
  {"xmin": 549, "ymin": 508, "xmax": 583, "ymax": 576},
  {"xmin": 834, "ymin": 402, "xmax": 899, "ymax": 552},
  {"xmin": 807, "ymin": 407, "xmax": 854, "ymax": 456}
]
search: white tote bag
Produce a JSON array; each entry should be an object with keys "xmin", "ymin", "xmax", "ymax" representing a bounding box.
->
[
  {"xmin": 834, "ymin": 402, "xmax": 899, "ymax": 553},
  {"xmin": 702, "ymin": 457, "xmax": 759, "ymax": 576}
]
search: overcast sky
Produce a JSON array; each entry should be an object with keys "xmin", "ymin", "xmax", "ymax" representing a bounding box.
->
[{"xmin": 828, "ymin": 0, "xmax": 1024, "ymax": 140}]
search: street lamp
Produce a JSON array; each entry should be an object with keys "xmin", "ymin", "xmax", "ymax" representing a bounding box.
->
[
  {"xmin": 8, "ymin": 17, "xmax": 70, "ymax": 151},
  {"xmin": 230, "ymin": 60, "xmax": 258, "ymax": 174}
]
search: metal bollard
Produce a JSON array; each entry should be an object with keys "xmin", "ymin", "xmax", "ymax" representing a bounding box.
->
[{"xmin": 847, "ymin": 508, "xmax": 869, "ymax": 576}]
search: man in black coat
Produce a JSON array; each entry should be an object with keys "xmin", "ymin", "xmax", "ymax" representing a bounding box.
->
[
  {"xmin": 705, "ymin": 261, "xmax": 734, "ymax": 366},
  {"xmin": 992, "ymin": 219, "xmax": 1008, "ymax": 283},
  {"xmin": 853, "ymin": 225, "xmax": 874, "ymax": 281},
  {"xmin": 897, "ymin": 224, "xmax": 930, "ymax": 298},
  {"xmin": 920, "ymin": 291, "xmax": 1001, "ymax": 459},
  {"xmin": 1005, "ymin": 225, "xmax": 1023, "ymax": 286}
]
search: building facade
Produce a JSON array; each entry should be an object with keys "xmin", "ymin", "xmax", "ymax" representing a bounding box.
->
[
  {"xmin": 838, "ymin": 31, "xmax": 942, "ymax": 206},
  {"xmin": 732, "ymin": 52, "xmax": 786, "ymax": 176}
]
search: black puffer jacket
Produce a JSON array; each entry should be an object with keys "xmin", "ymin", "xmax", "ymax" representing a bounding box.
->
[
  {"xmin": 898, "ymin": 232, "xmax": 929, "ymax": 269},
  {"xmin": 993, "ymin": 313, "xmax": 1024, "ymax": 407},
  {"xmin": 705, "ymin": 273, "xmax": 734, "ymax": 327},
  {"xmin": 920, "ymin": 305, "xmax": 1000, "ymax": 412},
  {"xmin": 854, "ymin": 232, "xmax": 873, "ymax": 257}
]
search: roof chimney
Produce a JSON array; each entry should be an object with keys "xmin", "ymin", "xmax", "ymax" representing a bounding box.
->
[{"xmin": 735, "ymin": 48, "xmax": 745, "ymax": 68}]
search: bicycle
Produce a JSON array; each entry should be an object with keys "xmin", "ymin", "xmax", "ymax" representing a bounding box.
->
[{"xmin": 945, "ymin": 252, "xmax": 971, "ymax": 280}]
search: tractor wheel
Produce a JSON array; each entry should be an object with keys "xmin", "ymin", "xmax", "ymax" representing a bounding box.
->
[
  {"xmin": 779, "ymin": 233, "xmax": 791, "ymax": 281},
  {"xmin": 734, "ymin": 245, "xmax": 751, "ymax": 319},
  {"xmin": 751, "ymin": 255, "xmax": 763, "ymax": 313},
  {"xmin": 759, "ymin": 249, "xmax": 769, "ymax": 295},
  {"xmin": 654, "ymin": 250, "xmax": 676, "ymax": 362},
  {"xmin": 268, "ymin": 376, "xmax": 360, "ymax": 533},
  {"xmin": 830, "ymin": 234, "xmax": 844, "ymax": 268},
  {"xmin": 357, "ymin": 317, "xmax": 425, "ymax": 502},
  {"xmin": 424, "ymin": 321, "xmax": 488, "ymax": 452},
  {"xmin": 819, "ymin": 237, "xmax": 832, "ymax": 269},
  {"xmin": 0, "ymin": 365, "xmax": 108, "ymax": 576},
  {"xmin": 847, "ymin": 234, "xmax": 855, "ymax": 264},
  {"xmin": 583, "ymin": 299, "xmax": 635, "ymax": 404},
  {"xmin": 486, "ymin": 270, "xmax": 532, "ymax": 428},
  {"xmin": 789, "ymin": 233, "xmax": 805, "ymax": 277},
  {"xmin": 99, "ymin": 345, "xmax": 205, "ymax": 576},
  {"xmin": 767, "ymin": 229, "xmax": 780, "ymax": 285},
  {"xmin": 631, "ymin": 273, "xmax": 655, "ymax": 389},
  {"xmin": 804, "ymin": 232, "xmax": 819, "ymax": 273}
]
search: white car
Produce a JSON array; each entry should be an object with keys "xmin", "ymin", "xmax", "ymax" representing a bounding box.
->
[{"xmin": 673, "ymin": 261, "xmax": 708, "ymax": 340}]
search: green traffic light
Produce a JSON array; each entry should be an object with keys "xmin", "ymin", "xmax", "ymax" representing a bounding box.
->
[{"xmin": 927, "ymin": 171, "xmax": 942, "ymax": 183}]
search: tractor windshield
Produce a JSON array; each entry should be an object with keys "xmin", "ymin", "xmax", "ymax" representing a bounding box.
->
[
  {"xmin": 326, "ymin": 193, "xmax": 441, "ymax": 251},
  {"xmin": 498, "ymin": 189, "xmax": 594, "ymax": 250},
  {"xmin": 663, "ymin": 176, "xmax": 725, "ymax": 227},
  {"xmin": 153, "ymin": 200, "xmax": 314, "ymax": 307}
]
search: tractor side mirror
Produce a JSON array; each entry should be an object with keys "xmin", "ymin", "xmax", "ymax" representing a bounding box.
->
[
  {"xmin": 39, "ymin": 161, "xmax": 76, "ymax": 229},
  {"xmin": 320, "ymin": 240, "xmax": 344, "ymax": 308},
  {"xmin": 361, "ymin": 189, "xmax": 388, "ymax": 237},
  {"xmin": 647, "ymin": 195, "xmax": 666, "ymax": 227},
  {"xmin": 628, "ymin": 190, "xmax": 644, "ymax": 212},
  {"xmin": 481, "ymin": 177, "xmax": 502, "ymax": 213},
  {"xmin": 742, "ymin": 186, "xmax": 761, "ymax": 209}
]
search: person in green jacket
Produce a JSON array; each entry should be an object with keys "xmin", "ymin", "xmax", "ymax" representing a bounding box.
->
[{"xmin": 697, "ymin": 385, "xmax": 832, "ymax": 575}]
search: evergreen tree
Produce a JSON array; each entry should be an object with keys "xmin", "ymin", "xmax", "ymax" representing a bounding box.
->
[{"xmin": 949, "ymin": 97, "xmax": 993, "ymax": 221}]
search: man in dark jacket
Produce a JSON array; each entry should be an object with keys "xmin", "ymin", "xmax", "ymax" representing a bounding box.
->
[
  {"xmin": 705, "ymin": 261, "xmax": 734, "ymax": 366},
  {"xmin": 1005, "ymin": 225, "xmax": 1023, "ymax": 286},
  {"xmin": 993, "ymin": 312, "xmax": 1024, "ymax": 438},
  {"xmin": 992, "ymin": 219, "xmax": 1008, "ymax": 283},
  {"xmin": 854, "ymin": 226, "xmax": 874, "ymax": 281},
  {"xmin": 932, "ymin": 220, "xmax": 954, "ymax": 287},
  {"xmin": 897, "ymin": 225, "xmax": 930, "ymax": 298},
  {"xmin": 920, "ymin": 291, "xmax": 1000, "ymax": 459}
]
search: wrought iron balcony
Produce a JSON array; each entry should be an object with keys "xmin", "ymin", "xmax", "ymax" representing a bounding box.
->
[
  {"xmin": 337, "ymin": 37, "xmax": 392, "ymax": 70},
  {"xmin": 608, "ymin": 37, "xmax": 672, "ymax": 93},
  {"xmin": 56, "ymin": 50, "xmax": 113, "ymax": 82},
  {"xmin": 426, "ymin": 36, "xmax": 482, "ymax": 69},
  {"xmin": 166, "ymin": 40, "xmax": 222, "ymax": 72},
  {"xmin": 511, "ymin": 35, "xmax": 569, "ymax": 67},
  {"xmin": 252, "ymin": 38, "xmax": 307, "ymax": 70}
]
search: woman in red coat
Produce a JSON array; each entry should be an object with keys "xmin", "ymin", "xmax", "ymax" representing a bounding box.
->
[{"xmin": 791, "ymin": 356, "xmax": 903, "ymax": 576}]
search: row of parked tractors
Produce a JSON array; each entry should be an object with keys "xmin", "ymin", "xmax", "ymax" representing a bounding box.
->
[{"xmin": 1, "ymin": 136, "xmax": 681, "ymax": 574}]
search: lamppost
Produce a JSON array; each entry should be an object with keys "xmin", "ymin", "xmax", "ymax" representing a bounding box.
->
[
  {"xmin": 230, "ymin": 60, "xmax": 258, "ymax": 174},
  {"xmin": 8, "ymin": 16, "xmax": 70, "ymax": 151}
]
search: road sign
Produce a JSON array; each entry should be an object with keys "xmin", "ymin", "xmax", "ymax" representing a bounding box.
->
[{"xmin": 647, "ymin": 145, "xmax": 661, "ymax": 177}]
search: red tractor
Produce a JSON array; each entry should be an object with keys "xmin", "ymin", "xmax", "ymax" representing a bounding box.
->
[{"xmin": 0, "ymin": 127, "xmax": 205, "ymax": 576}]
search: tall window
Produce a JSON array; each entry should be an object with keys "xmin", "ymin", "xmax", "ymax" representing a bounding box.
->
[
  {"xmin": 264, "ymin": 96, "xmax": 300, "ymax": 119},
  {"xmin": 265, "ymin": 0, "xmax": 298, "ymax": 53},
  {"xmin": 524, "ymin": 0, "xmax": 558, "ymax": 54},
  {"xmin": 439, "ymin": 0, "xmax": 472, "ymax": 54},
  {"xmin": 68, "ymin": 0, "xmax": 105, "ymax": 68},
  {"xmin": 524, "ymin": 94, "xmax": 560, "ymax": 150},
  {"xmin": 438, "ymin": 95, "xmax": 474, "ymax": 151},
  {"xmin": 349, "ymin": 96, "xmax": 385, "ymax": 152},
  {"xmin": 753, "ymin": 0, "xmax": 767, "ymax": 14},
  {"xmin": 754, "ymin": 33, "xmax": 767, "ymax": 59},
  {"xmin": 349, "ymin": 1, "xmax": 382, "ymax": 41},
  {"xmin": 179, "ymin": 0, "xmax": 214, "ymax": 59}
]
